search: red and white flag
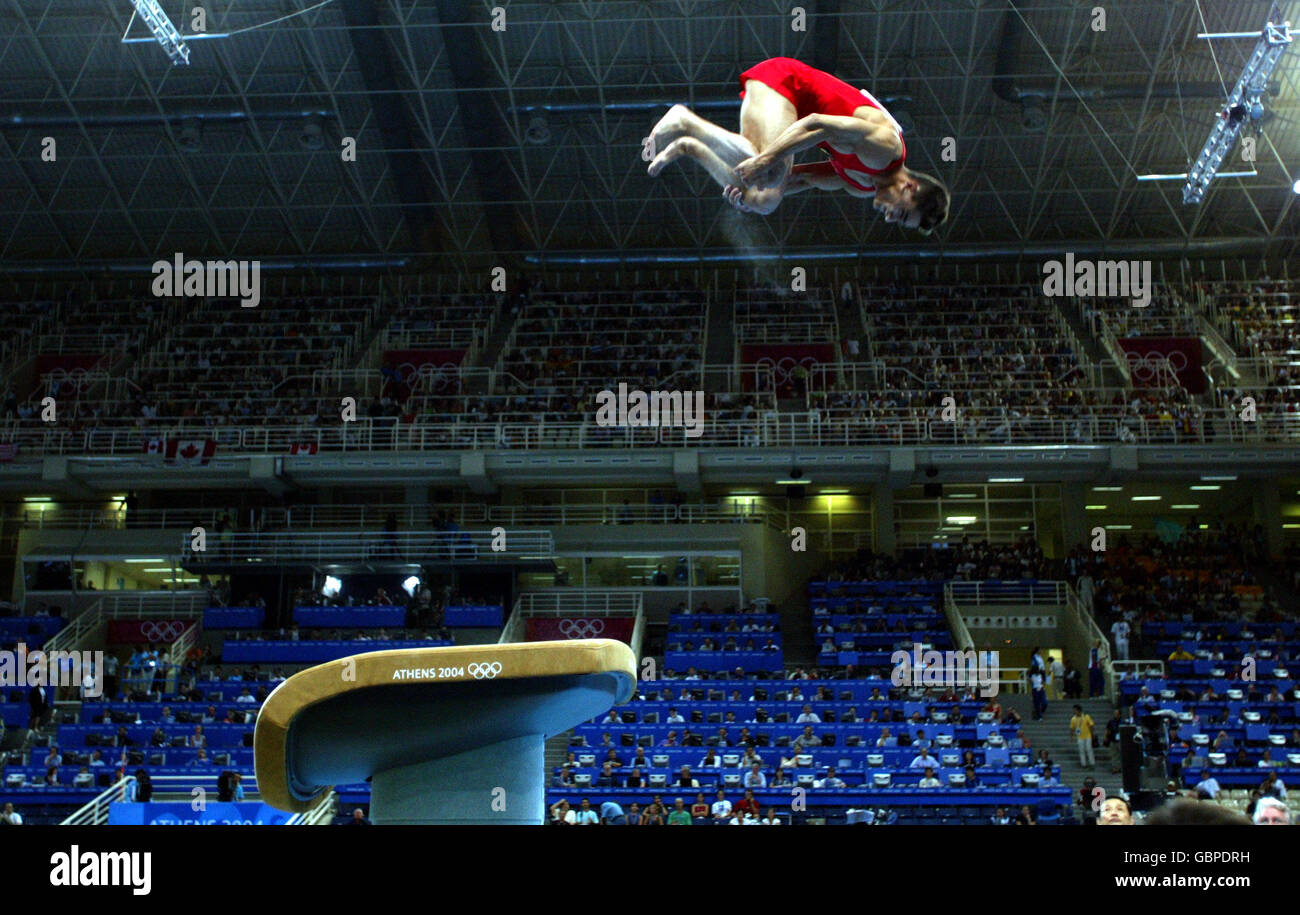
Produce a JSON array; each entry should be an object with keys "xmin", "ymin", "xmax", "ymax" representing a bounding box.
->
[
  {"xmin": 165, "ymin": 439, "xmax": 216, "ymax": 466},
  {"xmin": 143, "ymin": 438, "xmax": 164, "ymax": 456},
  {"xmin": 288, "ymin": 442, "xmax": 319, "ymax": 455}
]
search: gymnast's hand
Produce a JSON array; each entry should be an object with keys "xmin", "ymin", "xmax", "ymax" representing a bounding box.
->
[
  {"xmin": 723, "ymin": 185, "xmax": 757, "ymax": 213},
  {"xmin": 734, "ymin": 154, "xmax": 784, "ymax": 190}
]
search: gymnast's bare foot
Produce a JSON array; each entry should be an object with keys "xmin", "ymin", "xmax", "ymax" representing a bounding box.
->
[
  {"xmin": 648, "ymin": 136, "xmax": 704, "ymax": 177},
  {"xmin": 648, "ymin": 104, "xmax": 693, "ymax": 153}
]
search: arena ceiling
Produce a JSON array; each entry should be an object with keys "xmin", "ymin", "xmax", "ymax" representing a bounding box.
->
[{"xmin": 1, "ymin": 0, "xmax": 1299, "ymax": 272}]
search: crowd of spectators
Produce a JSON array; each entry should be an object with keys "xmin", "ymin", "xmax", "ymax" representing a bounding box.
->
[{"xmin": 1064, "ymin": 526, "xmax": 1283, "ymax": 660}]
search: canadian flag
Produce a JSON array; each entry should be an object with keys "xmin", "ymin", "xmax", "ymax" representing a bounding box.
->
[
  {"xmin": 143, "ymin": 438, "xmax": 164, "ymax": 455},
  {"xmin": 288, "ymin": 442, "xmax": 319, "ymax": 455},
  {"xmin": 165, "ymin": 438, "xmax": 217, "ymax": 466}
]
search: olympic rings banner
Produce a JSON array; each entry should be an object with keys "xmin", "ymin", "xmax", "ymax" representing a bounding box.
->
[
  {"xmin": 107, "ymin": 619, "xmax": 190, "ymax": 644},
  {"xmin": 740, "ymin": 343, "xmax": 837, "ymax": 397},
  {"xmin": 35, "ymin": 353, "xmax": 106, "ymax": 393},
  {"xmin": 525, "ymin": 616, "xmax": 635, "ymax": 644},
  {"xmin": 1118, "ymin": 337, "xmax": 1204, "ymax": 394}
]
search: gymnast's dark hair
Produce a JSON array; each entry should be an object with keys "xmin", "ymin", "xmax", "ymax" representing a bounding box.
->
[{"xmin": 909, "ymin": 169, "xmax": 950, "ymax": 236}]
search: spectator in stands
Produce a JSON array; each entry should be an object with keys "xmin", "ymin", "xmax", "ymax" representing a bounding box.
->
[
  {"xmin": 761, "ymin": 808, "xmax": 782, "ymax": 826},
  {"xmin": 689, "ymin": 793, "xmax": 710, "ymax": 821},
  {"xmin": 909, "ymin": 747, "xmax": 940, "ymax": 770},
  {"xmin": 1111, "ymin": 619, "xmax": 1131, "ymax": 661},
  {"xmin": 1049, "ymin": 655, "xmax": 1065, "ymax": 701},
  {"xmin": 816, "ymin": 767, "xmax": 846, "ymax": 789},
  {"xmin": 1253, "ymin": 797, "xmax": 1289, "ymax": 825},
  {"xmin": 710, "ymin": 789, "xmax": 733, "ymax": 823},
  {"xmin": 601, "ymin": 708, "xmax": 620, "ymax": 724},
  {"xmin": 917, "ymin": 767, "xmax": 941, "ymax": 789},
  {"xmin": 738, "ymin": 746, "xmax": 763, "ymax": 768},
  {"xmin": 571, "ymin": 798, "xmax": 599, "ymax": 825},
  {"xmin": 596, "ymin": 763, "xmax": 618, "ymax": 787},
  {"xmin": 744, "ymin": 763, "xmax": 767, "ymax": 789},
  {"xmin": 1193, "ymin": 773, "xmax": 1222, "ymax": 800},
  {"xmin": 0, "ymin": 802, "xmax": 22, "ymax": 825},
  {"xmin": 188, "ymin": 725, "xmax": 206, "ymax": 748},
  {"xmin": 27, "ymin": 683, "xmax": 50, "ymax": 731},
  {"xmin": 1029, "ymin": 667, "xmax": 1047, "ymax": 720},
  {"xmin": 1087, "ymin": 641, "xmax": 1105, "ymax": 698},
  {"xmin": 733, "ymin": 789, "xmax": 760, "ymax": 820},
  {"xmin": 666, "ymin": 706, "xmax": 684, "ymax": 724},
  {"xmin": 875, "ymin": 728, "xmax": 898, "ymax": 748},
  {"xmin": 990, "ymin": 807, "xmax": 1011, "ymax": 825},
  {"xmin": 1070, "ymin": 705, "xmax": 1096, "ymax": 769},
  {"xmin": 603, "ymin": 749, "xmax": 622, "ymax": 769},
  {"xmin": 236, "ymin": 687, "xmax": 255, "ymax": 704},
  {"xmin": 771, "ymin": 767, "xmax": 790, "ymax": 788},
  {"xmin": 42, "ymin": 745, "xmax": 62, "ymax": 768},
  {"xmin": 1260, "ymin": 771, "xmax": 1287, "ymax": 800},
  {"xmin": 667, "ymin": 798, "xmax": 692, "ymax": 825},
  {"xmin": 548, "ymin": 799, "xmax": 573, "ymax": 825},
  {"xmin": 675, "ymin": 766, "xmax": 698, "ymax": 789},
  {"xmin": 631, "ymin": 747, "xmax": 649, "ymax": 768},
  {"xmin": 189, "ymin": 749, "xmax": 211, "ymax": 766},
  {"xmin": 1013, "ymin": 805, "xmax": 1036, "ymax": 826},
  {"xmin": 599, "ymin": 799, "xmax": 626, "ymax": 825},
  {"xmin": 1098, "ymin": 795, "xmax": 1133, "ymax": 825},
  {"xmin": 793, "ymin": 726, "xmax": 821, "ymax": 750},
  {"xmin": 641, "ymin": 798, "xmax": 666, "ymax": 825},
  {"xmin": 149, "ymin": 727, "xmax": 168, "ymax": 748},
  {"xmin": 624, "ymin": 768, "xmax": 644, "ymax": 789},
  {"xmin": 796, "ymin": 704, "xmax": 821, "ymax": 724},
  {"xmin": 1063, "ymin": 661, "xmax": 1082, "ymax": 700}
]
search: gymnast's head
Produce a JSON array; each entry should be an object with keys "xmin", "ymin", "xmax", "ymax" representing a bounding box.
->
[{"xmin": 872, "ymin": 166, "xmax": 950, "ymax": 235}]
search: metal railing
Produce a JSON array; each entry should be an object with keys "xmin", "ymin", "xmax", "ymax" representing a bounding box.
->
[
  {"xmin": 498, "ymin": 597, "xmax": 526, "ymax": 644},
  {"xmin": 630, "ymin": 606, "xmax": 646, "ymax": 660},
  {"xmin": 948, "ymin": 581, "xmax": 1068, "ymax": 606},
  {"xmin": 1065, "ymin": 582, "xmax": 1113, "ymax": 701},
  {"xmin": 181, "ymin": 529, "xmax": 554, "ymax": 565},
  {"xmin": 41, "ymin": 600, "xmax": 105, "ymax": 655},
  {"xmin": 517, "ymin": 591, "xmax": 643, "ymax": 616},
  {"xmin": 287, "ymin": 789, "xmax": 337, "ymax": 825},
  {"xmin": 60, "ymin": 774, "xmax": 131, "ymax": 826},
  {"xmin": 941, "ymin": 584, "xmax": 976, "ymax": 652},
  {"xmin": 2, "ymin": 406, "xmax": 1297, "ymax": 454},
  {"xmin": 105, "ymin": 594, "xmax": 208, "ymax": 618},
  {"xmin": 1111, "ymin": 659, "xmax": 1166, "ymax": 696},
  {"xmin": 998, "ymin": 666, "xmax": 1028, "ymax": 695}
]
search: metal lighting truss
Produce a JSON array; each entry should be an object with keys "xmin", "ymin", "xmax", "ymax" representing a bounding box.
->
[
  {"xmin": 127, "ymin": 0, "xmax": 190, "ymax": 66},
  {"xmin": 1183, "ymin": 4, "xmax": 1292, "ymax": 205}
]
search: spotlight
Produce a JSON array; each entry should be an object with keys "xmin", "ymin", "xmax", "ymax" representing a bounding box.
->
[
  {"xmin": 1020, "ymin": 97, "xmax": 1047, "ymax": 133},
  {"xmin": 524, "ymin": 115, "xmax": 551, "ymax": 145},
  {"xmin": 177, "ymin": 117, "xmax": 201, "ymax": 153},
  {"xmin": 322, "ymin": 575, "xmax": 342, "ymax": 598},
  {"xmin": 300, "ymin": 116, "xmax": 324, "ymax": 151},
  {"xmin": 1293, "ymin": 178, "xmax": 1300, "ymax": 194},
  {"xmin": 402, "ymin": 575, "xmax": 421, "ymax": 597}
]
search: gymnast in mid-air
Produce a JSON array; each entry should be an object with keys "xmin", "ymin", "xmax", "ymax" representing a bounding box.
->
[{"xmin": 645, "ymin": 56, "xmax": 950, "ymax": 233}]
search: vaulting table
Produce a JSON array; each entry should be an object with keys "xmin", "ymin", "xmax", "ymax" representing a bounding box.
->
[{"xmin": 255, "ymin": 639, "xmax": 636, "ymax": 824}]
